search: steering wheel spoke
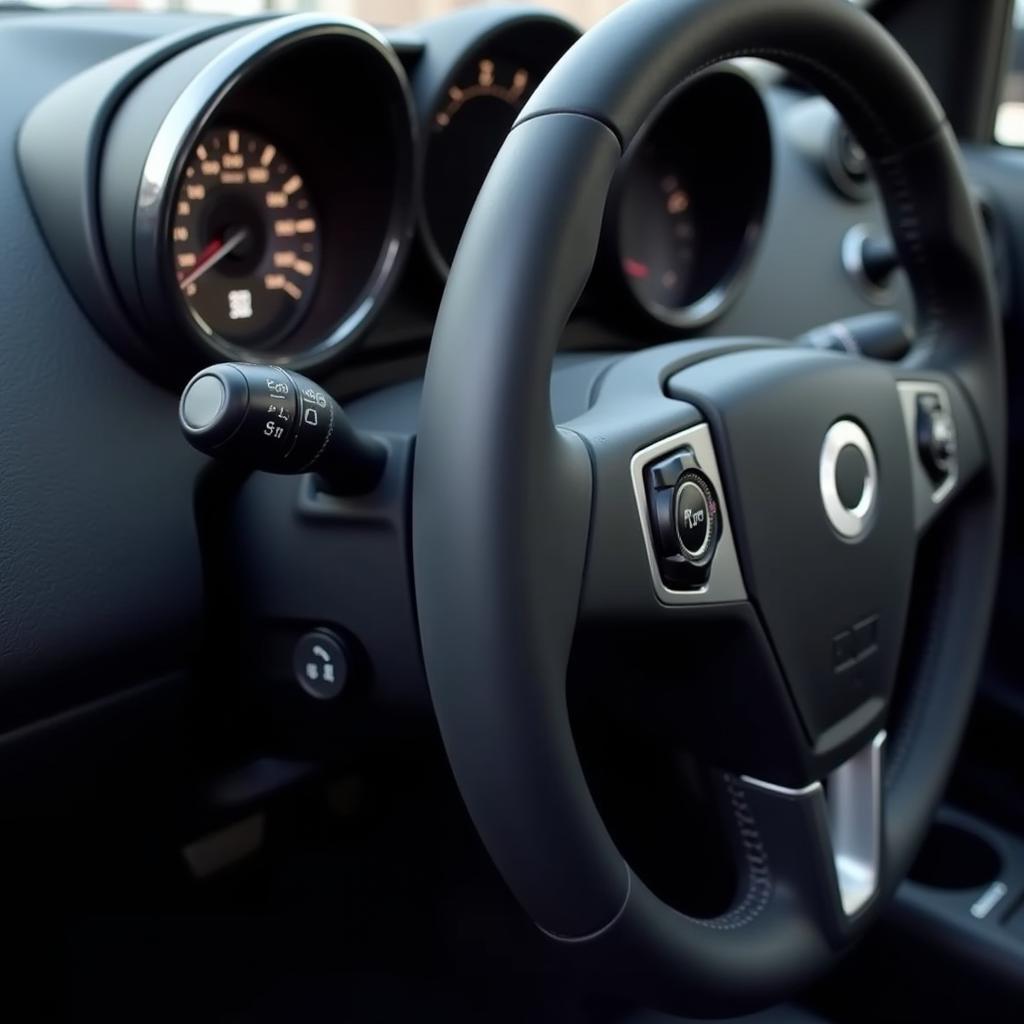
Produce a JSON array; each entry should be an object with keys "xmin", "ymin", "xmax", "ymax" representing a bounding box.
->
[{"xmin": 736, "ymin": 729, "xmax": 886, "ymax": 938}]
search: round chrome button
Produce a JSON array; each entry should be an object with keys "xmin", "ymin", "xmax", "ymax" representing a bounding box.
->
[{"xmin": 820, "ymin": 420, "xmax": 878, "ymax": 540}]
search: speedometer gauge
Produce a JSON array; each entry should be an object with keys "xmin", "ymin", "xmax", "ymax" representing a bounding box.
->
[
  {"xmin": 93, "ymin": 18, "xmax": 415, "ymax": 374},
  {"xmin": 171, "ymin": 127, "xmax": 321, "ymax": 349}
]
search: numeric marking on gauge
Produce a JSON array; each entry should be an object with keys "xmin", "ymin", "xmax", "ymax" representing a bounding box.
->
[
  {"xmin": 172, "ymin": 128, "xmax": 319, "ymax": 343},
  {"xmin": 667, "ymin": 190, "xmax": 689, "ymax": 214}
]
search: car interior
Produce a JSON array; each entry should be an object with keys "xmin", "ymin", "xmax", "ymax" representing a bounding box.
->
[{"xmin": 1, "ymin": 0, "xmax": 1023, "ymax": 1019}]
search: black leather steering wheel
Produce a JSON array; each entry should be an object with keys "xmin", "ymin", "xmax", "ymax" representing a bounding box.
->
[{"xmin": 413, "ymin": 0, "xmax": 1005, "ymax": 1014}]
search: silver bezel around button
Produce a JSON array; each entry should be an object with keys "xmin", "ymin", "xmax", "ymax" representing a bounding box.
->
[{"xmin": 630, "ymin": 424, "xmax": 746, "ymax": 605}]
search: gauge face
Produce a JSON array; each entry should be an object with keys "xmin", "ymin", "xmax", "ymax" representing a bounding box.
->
[
  {"xmin": 610, "ymin": 69, "xmax": 771, "ymax": 329},
  {"xmin": 618, "ymin": 156, "xmax": 699, "ymax": 311},
  {"xmin": 171, "ymin": 127, "xmax": 321, "ymax": 348},
  {"xmin": 423, "ymin": 56, "xmax": 536, "ymax": 268}
]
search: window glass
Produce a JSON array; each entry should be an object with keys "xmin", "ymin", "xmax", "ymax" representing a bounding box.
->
[{"xmin": 997, "ymin": 2, "xmax": 1024, "ymax": 144}]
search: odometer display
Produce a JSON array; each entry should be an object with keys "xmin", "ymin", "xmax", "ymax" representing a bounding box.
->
[{"xmin": 171, "ymin": 126, "xmax": 321, "ymax": 348}]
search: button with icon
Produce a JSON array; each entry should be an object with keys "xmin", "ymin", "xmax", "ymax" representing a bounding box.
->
[{"xmin": 292, "ymin": 629, "xmax": 349, "ymax": 700}]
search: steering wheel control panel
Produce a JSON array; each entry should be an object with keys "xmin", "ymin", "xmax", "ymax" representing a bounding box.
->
[
  {"xmin": 915, "ymin": 392, "xmax": 958, "ymax": 487},
  {"xmin": 644, "ymin": 447, "xmax": 722, "ymax": 589}
]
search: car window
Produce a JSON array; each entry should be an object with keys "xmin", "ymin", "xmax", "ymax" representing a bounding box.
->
[
  {"xmin": 997, "ymin": 0, "xmax": 1024, "ymax": 144},
  {"xmin": 14, "ymin": 0, "xmax": 628, "ymax": 27}
]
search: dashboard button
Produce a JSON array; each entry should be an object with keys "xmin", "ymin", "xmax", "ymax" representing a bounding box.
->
[{"xmin": 293, "ymin": 629, "xmax": 349, "ymax": 701}]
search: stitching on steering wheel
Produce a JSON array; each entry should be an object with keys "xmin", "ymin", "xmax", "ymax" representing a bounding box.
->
[{"xmin": 690, "ymin": 776, "xmax": 773, "ymax": 931}]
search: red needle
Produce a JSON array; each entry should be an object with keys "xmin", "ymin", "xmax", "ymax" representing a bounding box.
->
[
  {"xmin": 178, "ymin": 228, "xmax": 249, "ymax": 290},
  {"xmin": 623, "ymin": 257, "xmax": 650, "ymax": 279},
  {"xmin": 195, "ymin": 237, "xmax": 223, "ymax": 268}
]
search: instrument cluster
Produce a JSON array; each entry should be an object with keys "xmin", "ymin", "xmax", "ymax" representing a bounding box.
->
[{"xmin": 18, "ymin": 9, "xmax": 776, "ymax": 379}]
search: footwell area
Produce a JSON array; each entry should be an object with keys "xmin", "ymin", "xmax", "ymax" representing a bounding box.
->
[{"xmin": 1, "ymin": 737, "xmax": 827, "ymax": 1023}]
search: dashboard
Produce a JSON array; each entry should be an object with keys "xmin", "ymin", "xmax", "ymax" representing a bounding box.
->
[
  {"xmin": 13, "ymin": 5, "xmax": 915, "ymax": 390},
  {"xmin": 0, "ymin": 10, "xmax": 1022, "ymax": 1016},
  {"xmin": 0, "ymin": 2, "xmax": 949, "ymax": 737}
]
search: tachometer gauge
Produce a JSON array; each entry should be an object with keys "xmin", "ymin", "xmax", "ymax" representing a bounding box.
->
[
  {"xmin": 418, "ymin": 16, "xmax": 579, "ymax": 276},
  {"xmin": 171, "ymin": 126, "xmax": 321, "ymax": 349},
  {"xmin": 424, "ymin": 56, "xmax": 535, "ymax": 268}
]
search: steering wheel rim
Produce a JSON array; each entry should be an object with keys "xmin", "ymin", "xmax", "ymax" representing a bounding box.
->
[{"xmin": 414, "ymin": 0, "xmax": 1005, "ymax": 1014}]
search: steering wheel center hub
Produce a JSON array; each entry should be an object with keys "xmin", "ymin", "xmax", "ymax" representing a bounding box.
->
[{"xmin": 821, "ymin": 419, "xmax": 879, "ymax": 538}]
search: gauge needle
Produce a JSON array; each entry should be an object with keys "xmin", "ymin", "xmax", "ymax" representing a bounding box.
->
[
  {"xmin": 179, "ymin": 228, "xmax": 249, "ymax": 290},
  {"xmin": 623, "ymin": 257, "xmax": 650, "ymax": 279}
]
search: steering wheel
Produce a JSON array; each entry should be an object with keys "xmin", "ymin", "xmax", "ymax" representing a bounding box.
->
[{"xmin": 413, "ymin": 0, "xmax": 1005, "ymax": 1014}]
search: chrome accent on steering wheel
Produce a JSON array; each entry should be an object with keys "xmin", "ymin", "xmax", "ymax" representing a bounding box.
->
[
  {"xmin": 744, "ymin": 730, "xmax": 886, "ymax": 918},
  {"xmin": 819, "ymin": 419, "xmax": 879, "ymax": 541}
]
